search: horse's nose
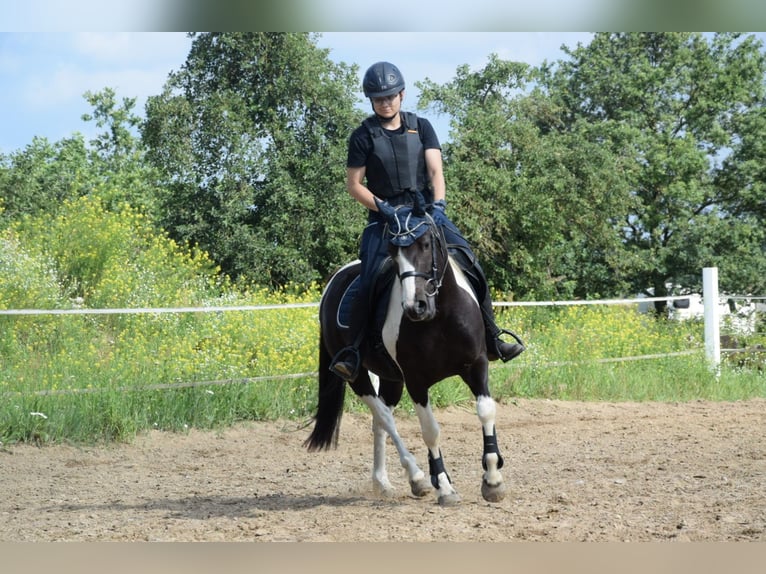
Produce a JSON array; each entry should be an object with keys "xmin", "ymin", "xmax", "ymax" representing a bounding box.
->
[{"xmin": 404, "ymin": 298, "xmax": 431, "ymax": 321}]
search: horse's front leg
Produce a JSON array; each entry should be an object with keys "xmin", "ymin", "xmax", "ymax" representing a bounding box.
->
[
  {"xmin": 477, "ymin": 394, "xmax": 507, "ymax": 502},
  {"xmin": 414, "ymin": 400, "xmax": 462, "ymax": 506}
]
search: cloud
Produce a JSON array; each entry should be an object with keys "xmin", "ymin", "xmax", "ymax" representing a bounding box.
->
[
  {"xmin": 18, "ymin": 33, "xmax": 191, "ymax": 110},
  {"xmin": 72, "ymin": 32, "xmax": 190, "ymax": 63}
]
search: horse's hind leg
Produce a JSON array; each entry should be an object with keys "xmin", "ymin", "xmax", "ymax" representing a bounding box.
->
[
  {"xmin": 359, "ymin": 377, "xmax": 430, "ymax": 498},
  {"xmin": 477, "ymin": 395, "xmax": 507, "ymax": 502}
]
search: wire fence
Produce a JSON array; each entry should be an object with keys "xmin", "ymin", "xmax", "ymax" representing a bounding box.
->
[{"xmin": 0, "ymin": 293, "xmax": 720, "ymax": 399}]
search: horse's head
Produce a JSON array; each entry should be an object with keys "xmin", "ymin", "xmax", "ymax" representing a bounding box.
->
[{"xmin": 385, "ymin": 197, "xmax": 448, "ymax": 322}]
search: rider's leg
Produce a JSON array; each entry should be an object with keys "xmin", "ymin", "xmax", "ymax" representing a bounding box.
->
[
  {"xmin": 329, "ymin": 295, "xmax": 368, "ymax": 380},
  {"xmin": 329, "ymin": 222, "xmax": 387, "ymax": 381},
  {"xmin": 439, "ymin": 221, "xmax": 525, "ymax": 363}
]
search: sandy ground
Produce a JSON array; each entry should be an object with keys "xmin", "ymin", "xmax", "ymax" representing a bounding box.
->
[{"xmin": 1, "ymin": 398, "xmax": 764, "ymax": 542}]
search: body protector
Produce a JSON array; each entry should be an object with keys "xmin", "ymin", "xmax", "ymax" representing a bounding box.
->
[{"xmin": 362, "ymin": 112, "xmax": 431, "ymax": 204}]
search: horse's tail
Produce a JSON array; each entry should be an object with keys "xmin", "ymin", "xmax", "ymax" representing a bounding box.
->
[{"xmin": 303, "ymin": 330, "xmax": 346, "ymax": 452}]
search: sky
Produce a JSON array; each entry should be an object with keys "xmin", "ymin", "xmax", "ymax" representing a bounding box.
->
[{"xmin": 0, "ymin": 32, "xmax": 595, "ymax": 155}]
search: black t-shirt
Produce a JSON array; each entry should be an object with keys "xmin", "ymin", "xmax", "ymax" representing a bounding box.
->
[{"xmin": 346, "ymin": 114, "xmax": 441, "ymax": 168}]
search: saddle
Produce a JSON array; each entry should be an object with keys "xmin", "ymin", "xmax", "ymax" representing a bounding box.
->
[
  {"xmin": 335, "ymin": 244, "xmax": 480, "ymax": 334},
  {"xmin": 337, "ymin": 258, "xmax": 395, "ymax": 335}
]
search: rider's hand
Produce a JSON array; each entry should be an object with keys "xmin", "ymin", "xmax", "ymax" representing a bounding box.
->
[
  {"xmin": 430, "ymin": 199, "xmax": 448, "ymax": 225},
  {"xmin": 374, "ymin": 197, "xmax": 399, "ymax": 228}
]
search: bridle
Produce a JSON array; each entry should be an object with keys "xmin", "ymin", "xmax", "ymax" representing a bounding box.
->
[{"xmin": 389, "ymin": 214, "xmax": 448, "ymax": 299}]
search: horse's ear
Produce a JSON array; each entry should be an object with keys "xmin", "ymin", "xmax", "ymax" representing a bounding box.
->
[{"xmin": 412, "ymin": 190, "xmax": 426, "ymax": 217}]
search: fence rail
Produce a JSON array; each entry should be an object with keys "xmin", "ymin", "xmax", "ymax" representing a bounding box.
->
[{"xmin": 0, "ymin": 267, "xmax": 761, "ymax": 398}]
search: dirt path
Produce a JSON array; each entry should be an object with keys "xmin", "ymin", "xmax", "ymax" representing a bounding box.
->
[{"xmin": 1, "ymin": 398, "xmax": 764, "ymax": 541}]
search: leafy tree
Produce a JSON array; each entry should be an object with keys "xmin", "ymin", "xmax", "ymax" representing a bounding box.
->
[
  {"xmin": 142, "ymin": 32, "xmax": 364, "ymax": 287},
  {"xmin": 548, "ymin": 32, "xmax": 766, "ymax": 304},
  {"xmin": 418, "ymin": 55, "xmax": 632, "ymax": 299},
  {"xmin": 0, "ymin": 135, "xmax": 91, "ymax": 222},
  {"xmin": 0, "ymin": 88, "xmax": 162, "ymax": 225},
  {"xmin": 420, "ymin": 33, "xmax": 766, "ymax": 303},
  {"xmin": 81, "ymin": 88, "xmax": 162, "ymax": 218}
]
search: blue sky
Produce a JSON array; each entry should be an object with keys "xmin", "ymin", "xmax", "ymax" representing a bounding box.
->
[{"xmin": 0, "ymin": 32, "xmax": 595, "ymax": 154}]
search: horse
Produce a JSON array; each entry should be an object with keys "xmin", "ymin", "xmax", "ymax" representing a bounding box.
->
[{"xmin": 304, "ymin": 199, "xmax": 508, "ymax": 506}]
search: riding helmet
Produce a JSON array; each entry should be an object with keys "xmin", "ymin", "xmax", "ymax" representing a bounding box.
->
[{"xmin": 362, "ymin": 62, "xmax": 405, "ymax": 98}]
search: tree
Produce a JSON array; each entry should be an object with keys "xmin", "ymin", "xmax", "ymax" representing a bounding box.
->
[
  {"xmin": 418, "ymin": 55, "xmax": 632, "ymax": 299},
  {"xmin": 142, "ymin": 32, "xmax": 364, "ymax": 287},
  {"xmin": 0, "ymin": 135, "xmax": 91, "ymax": 222},
  {"xmin": 549, "ymin": 32, "xmax": 766, "ymax": 303},
  {"xmin": 0, "ymin": 88, "xmax": 162, "ymax": 225},
  {"xmin": 81, "ymin": 88, "xmax": 163, "ymax": 218},
  {"xmin": 419, "ymin": 33, "xmax": 766, "ymax": 303}
]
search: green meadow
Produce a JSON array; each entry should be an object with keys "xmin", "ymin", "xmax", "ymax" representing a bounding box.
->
[{"xmin": 1, "ymin": 195, "xmax": 765, "ymax": 445}]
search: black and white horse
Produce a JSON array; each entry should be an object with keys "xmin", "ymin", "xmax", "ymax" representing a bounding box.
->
[{"xmin": 305, "ymin": 201, "xmax": 507, "ymax": 505}]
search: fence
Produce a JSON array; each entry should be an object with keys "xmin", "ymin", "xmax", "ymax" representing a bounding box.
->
[{"xmin": 1, "ymin": 267, "xmax": 762, "ymax": 397}]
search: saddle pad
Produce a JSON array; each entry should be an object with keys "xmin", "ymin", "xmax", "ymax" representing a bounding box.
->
[
  {"xmin": 336, "ymin": 273, "xmax": 394, "ymax": 333},
  {"xmin": 338, "ymin": 276, "xmax": 361, "ymax": 329}
]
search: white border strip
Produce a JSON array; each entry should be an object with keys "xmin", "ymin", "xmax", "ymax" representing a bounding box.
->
[{"xmin": 0, "ymin": 296, "xmax": 694, "ymax": 315}]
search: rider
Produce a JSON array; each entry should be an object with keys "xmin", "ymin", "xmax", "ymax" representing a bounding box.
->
[{"xmin": 329, "ymin": 61, "xmax": 525, "ymax": 380}]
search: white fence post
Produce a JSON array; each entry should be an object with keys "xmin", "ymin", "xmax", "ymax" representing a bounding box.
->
[{"xmin": 703, "ymin": 267, "xmax": 721, "ymax": 371}]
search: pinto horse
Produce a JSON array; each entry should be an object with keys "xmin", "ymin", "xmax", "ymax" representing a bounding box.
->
[{"xmin": 304, "ymin": 200, "xmax": 507, "ymax": 505}]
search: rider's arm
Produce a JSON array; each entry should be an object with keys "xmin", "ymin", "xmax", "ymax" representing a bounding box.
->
[
  {"xmin": 346, "ymin": 165, "xmax": 381, "ymax": 212},
  {"xmin": 425, "ymin": 148, "xmax": 446, "ymax": 203}
]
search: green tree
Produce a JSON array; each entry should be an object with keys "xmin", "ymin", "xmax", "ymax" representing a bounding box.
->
[
  {"xmin": 420, "ymin": 33, "xmax": 766, "ymax": 303},
  {"xmin": 418, "ymin": 55, "xmax": 632, "ymax": 299},
  {"xmin": 0, "ymin": 135, "xmax": 91, "ymax": 222},
  {"xmin": 81, "ymin": 88, "xmax": 162, "ymax": 218},
  {"xmin": 0, "ymin": 88, "xmax": 162, "ymax": 226},
  {"xmin": 549, "ymin": 32, "xmax": 766, "ymax": 304},
  {"xmin": 142, "ymin": 32, "xmax": 364, "ymax": 287}
]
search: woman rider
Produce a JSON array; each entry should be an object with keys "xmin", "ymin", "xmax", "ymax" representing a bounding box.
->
[{"xmin": 330, "ymin": 61, "xmax": 524, "ymax": 380}]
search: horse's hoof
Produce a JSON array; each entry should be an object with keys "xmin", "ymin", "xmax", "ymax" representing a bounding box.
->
[
  {"xmin": 373, "ymin": 483, "xmax": 396, "ymax": 499},
  {"xmin": 409, "ymin": 478, "xmax": 432, "ymax": 498},
  {"xmin": 437, "ymin": 492, "xmax": 462, "ymax": 506},
  {"xmin": 481, "ymin": 480, "xmax": 507, "ymax": 503}
]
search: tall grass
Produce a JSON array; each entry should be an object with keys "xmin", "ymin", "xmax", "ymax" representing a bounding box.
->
[{"xmin": 1, "ymin": 193, "xmax": 764, "ymax": 445}]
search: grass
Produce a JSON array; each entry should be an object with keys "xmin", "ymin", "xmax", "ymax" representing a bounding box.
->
[
  {"xmin": 1, "ymin": 192, "xmax": 764, "ymax": 445},
  {"xmin": 2, "ymin": 302, "xmax": 764, "ymax": 446}
]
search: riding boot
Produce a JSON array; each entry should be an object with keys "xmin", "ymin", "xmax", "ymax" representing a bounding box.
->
[
  {"xmin": 480, "ymin": 296, "xmax": 525, "ymax": 362},
  {"xmin": 452, "ymin": 248, "xmax": 525, "ymax": 363},
  {"xmin": 329, "ymin": 298, "xmax": 367, "ymax": 381}
]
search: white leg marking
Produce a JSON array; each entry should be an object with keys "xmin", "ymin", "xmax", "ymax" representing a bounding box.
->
[
  {"xmin": 415, "ymin": 402, "xmax": 440, "ymax": 447},
  {"xmin": 415, "ymin": 403, "xmax": 458, "ymax": 500},
  {"xmin": 361, "ymin": 395, "xmax": 425, "ymax": 491},
  {"xmin": 372, "ymin": 409, "xmax": 393, "ymax": 496},
  {"xmin": 477, "ymin": 394, "xmax": 497, "ymax": 436},
  {"xmin": 477, "ymin": 395, "xmax": 504, "ymax": 488}
]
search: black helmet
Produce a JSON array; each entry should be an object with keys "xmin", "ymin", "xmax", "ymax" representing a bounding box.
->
[{"xmin": 362, "ymin": 61, "xmax": 405, "ymax": 98}]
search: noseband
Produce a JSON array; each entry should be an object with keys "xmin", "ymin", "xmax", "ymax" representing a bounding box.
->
[{"xmin": 390, "ymin": 215, "xmax": 448, "ymax": 298}]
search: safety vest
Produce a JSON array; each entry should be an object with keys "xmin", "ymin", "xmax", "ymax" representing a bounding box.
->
[{"xmin": 362, "ymin": 112, "xmax": 428, "ymax": 201}]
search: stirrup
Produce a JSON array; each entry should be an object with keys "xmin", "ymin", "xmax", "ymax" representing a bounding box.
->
[
  {"xmin": 329, "ymin": 346, "xmax": 361, "ymax": 380},
  {"xmin": 492, "ymin": 328, "xmax": 526, "ymax": 362},
  {"xmin": 498, "ymin": 327, "xmax": 525, "ymax": 347}
]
